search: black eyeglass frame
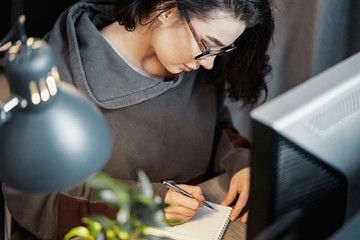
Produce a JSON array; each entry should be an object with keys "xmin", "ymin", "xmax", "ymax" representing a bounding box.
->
[{"xmin": 180, "ymin": 7, "xmax": 237, "ymax": 60}]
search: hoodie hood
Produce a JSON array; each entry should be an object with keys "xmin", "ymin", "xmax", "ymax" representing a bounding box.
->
[{"xmin": 45, "ymin": 0, "xmax": 182, "ymax": 109}]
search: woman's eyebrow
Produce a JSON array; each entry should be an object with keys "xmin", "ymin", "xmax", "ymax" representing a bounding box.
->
[{"xmin": 206, "ymin": 35, "xmax": 225, "ymax": 47}]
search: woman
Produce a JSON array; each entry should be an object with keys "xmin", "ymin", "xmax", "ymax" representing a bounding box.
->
[{"xmin": 3, "ymin": 0, "xmax": 274, "ymax": 239}]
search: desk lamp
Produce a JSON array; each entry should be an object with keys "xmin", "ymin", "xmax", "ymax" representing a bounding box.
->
[{"xmin": 0, "ymin": 16, "xmax": 113, "ymax": 192}]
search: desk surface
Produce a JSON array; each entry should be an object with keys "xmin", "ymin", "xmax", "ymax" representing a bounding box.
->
[{"xmin": 198, "ymin": 174, "xmax": 247, "ymax": 240}]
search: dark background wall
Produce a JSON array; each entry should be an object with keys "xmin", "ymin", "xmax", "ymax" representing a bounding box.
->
[
  {"xmin": 1, "ymin": 0, "xmax": 78, "ymax": 39},
  {"xmin": 228, "ymin": 0, "xmax": 360, "ymax": 139}
]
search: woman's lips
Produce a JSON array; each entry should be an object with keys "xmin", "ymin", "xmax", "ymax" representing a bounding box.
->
[{"xmin": 183, "ymin": 64, "xmax": 198, "ymax": 71}]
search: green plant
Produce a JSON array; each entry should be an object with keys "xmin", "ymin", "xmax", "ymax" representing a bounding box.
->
[{"xmin": 64, "ymin": 170, "xmax": 171, "ymax": 240}]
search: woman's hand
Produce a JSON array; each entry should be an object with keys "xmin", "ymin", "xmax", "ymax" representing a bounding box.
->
[
  {"xmin": 221, "ymin": 167, "xmax": 250, "ymax": 223},
  {"xmin": 164, "ymin": 184, "xmax": 205, "ymax": 223}
]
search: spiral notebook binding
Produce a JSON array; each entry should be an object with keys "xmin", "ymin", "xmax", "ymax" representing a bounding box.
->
[{"xmin": 216, "ymin": 208, "xmax": 232, "ymax": 239}]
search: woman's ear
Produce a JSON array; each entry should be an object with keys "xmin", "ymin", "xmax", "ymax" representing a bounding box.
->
[{"xmin": 157, "ymin": 8, "xmax": 178, "ymax": 24}]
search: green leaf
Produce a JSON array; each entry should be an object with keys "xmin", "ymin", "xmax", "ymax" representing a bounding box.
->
[
  {"xmin": 116, "ymin": 206, "xmax": 130, "ymax": 224},
  {"xmin": 97, "ymin": 189, "xmax": 119, "ymax": 205},
  {"xmin": 105, "ymin": 229, "xmax": 116, "ymax": 239},
  {"xmin": 87, "ymin": 215, "xmax": 116, "ymax": 230},
  {"xmin": 87, "ymin": 172, "xmax": 132, "ymax": 206},
  {"xmin": 113, "ymin": 225, "xmax": 130, "ymax": 240},
  {"xmin": 141, "ymin": 227, "xmax": 173, "ymax": 240},
  {"xmin": 83, "ymin": 217, "xmax": 102, "ymax": 237},
  {"xmin": 134, "ymin": 194, "xmax": 156, "ymax": 206},
  {"xmin": 64, "ymin": 226, "xmax": 93, "ymax": 240},
  {"xmin": 86, "ymin": 172, "xmax": 126, "ymax": 193},
  {"xmin": 137, "ymin": 169, "xmax": 153, "ymax": 198}
]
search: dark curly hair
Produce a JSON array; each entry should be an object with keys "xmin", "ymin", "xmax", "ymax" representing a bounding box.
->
[{"xmin": 113, "ymin": 0, "xmax": 275, "ymax": 106}]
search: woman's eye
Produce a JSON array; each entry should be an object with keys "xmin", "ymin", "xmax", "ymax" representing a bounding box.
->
[
  {"xmin": 205, "ymin": 41, "xmax": 222, "ymax": 50},
  {"xmin": 202, "ymin": 40, "xmax": 217, "ymax": 50}
]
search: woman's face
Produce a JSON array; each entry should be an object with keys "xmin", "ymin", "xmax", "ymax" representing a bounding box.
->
[{"xmin": 151, "ymin": 9, "xmax": 246, "ymax": 74}]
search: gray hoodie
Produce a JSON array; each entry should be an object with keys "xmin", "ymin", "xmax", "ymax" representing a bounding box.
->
[{"xmin": 2, "ymin": 1, "xmax": 250, "ymax": 239}]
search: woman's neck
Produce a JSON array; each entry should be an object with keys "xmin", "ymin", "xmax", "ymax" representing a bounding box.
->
[{"xmin": 100, "ymin": 22, "xmax": 174, "ymax": 81}]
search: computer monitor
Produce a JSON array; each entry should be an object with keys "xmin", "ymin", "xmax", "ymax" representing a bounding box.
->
[{"xmin": 247, "ymin": 51, "xmax": 360, "ymax": 239}]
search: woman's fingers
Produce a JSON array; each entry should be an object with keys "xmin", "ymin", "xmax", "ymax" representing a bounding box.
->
[
  {"xmin": 164, "ymin": 202, "xmax": 198, "ymax": 222},
  {"xmin": 164, "ymin": 184, "xmax": 205, "ymax": 223},
  {"xmin": 177, "ymin": 184, "xmax": 205, "ymax": 202}
]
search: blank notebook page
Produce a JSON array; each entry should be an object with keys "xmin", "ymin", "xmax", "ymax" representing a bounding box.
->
[{"xmin": 147, "ymin": 202, "xmax": 232, "ymax": 240}]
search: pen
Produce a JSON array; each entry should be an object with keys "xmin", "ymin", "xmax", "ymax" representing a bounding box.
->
[{"xmin": 161, "ymin": 179, "xmax": 215, "ymax": 211}]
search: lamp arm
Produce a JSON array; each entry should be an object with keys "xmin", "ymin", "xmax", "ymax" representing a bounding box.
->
[
  {"xmin": 0, "ymin": 15, "xmax": 26, "ymax": 48},
  {"xmin": 0, "ymin": 95, "xmax": 27, "ymax": 126}
]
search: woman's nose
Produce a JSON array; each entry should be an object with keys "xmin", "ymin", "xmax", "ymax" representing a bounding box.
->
[{"xmin": 197, "ymin": 56, "xmax": 216, "ymax": 70}]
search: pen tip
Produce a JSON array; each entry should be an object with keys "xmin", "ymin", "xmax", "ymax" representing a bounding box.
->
[{"xmin": 204, "ymin": 202, "xmax": 216, "ymax": 211}]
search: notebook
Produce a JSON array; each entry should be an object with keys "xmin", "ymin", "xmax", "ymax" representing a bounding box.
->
[{"xmin": 146, "ymin": 202, "xmax": 232, "ymax": 240}]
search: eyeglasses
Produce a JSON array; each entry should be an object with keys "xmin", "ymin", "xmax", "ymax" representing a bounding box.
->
[{"xmin": 180, "ymin": 7, "xmax": 237, "ymax": 60}]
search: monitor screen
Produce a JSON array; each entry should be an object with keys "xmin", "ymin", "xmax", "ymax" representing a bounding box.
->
[{"xmin": 247, "ymin": 51, "xmax": 360, "ymax": 239}]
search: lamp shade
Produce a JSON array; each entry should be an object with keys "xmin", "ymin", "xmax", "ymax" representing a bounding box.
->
[{"xmin": 0, "ymin": 34, "xmax": 112, "ymax": 192}]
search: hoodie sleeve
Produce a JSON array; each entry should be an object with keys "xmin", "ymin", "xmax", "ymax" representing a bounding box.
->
[
  {"xmin": 212, "ymin": 97, "xmax": 251, "ymax": 177},
  {"xmin": 2, "ymin": 184, "xmax": 60, "ymax": 240}
]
